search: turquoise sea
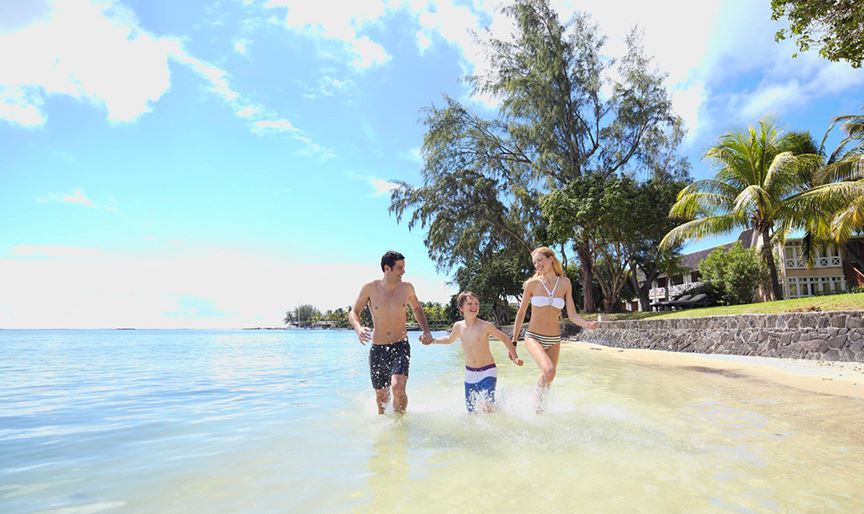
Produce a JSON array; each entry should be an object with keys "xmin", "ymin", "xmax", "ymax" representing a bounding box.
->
[{"xmin": 2, "ymin": 329, "xmax": 863, "ymax": 513}]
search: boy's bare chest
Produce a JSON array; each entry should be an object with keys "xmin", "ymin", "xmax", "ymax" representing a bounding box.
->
[{"xmin": 460, "ymin": 325, "xmax": 488, "ymax": 345}]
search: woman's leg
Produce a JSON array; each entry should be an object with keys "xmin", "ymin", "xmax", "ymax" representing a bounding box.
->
[{"xmin": 524, "ymin": 338, "xmax": 554, "ymax": 409}]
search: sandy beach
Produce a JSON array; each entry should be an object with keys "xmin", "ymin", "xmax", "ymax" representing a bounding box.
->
[{"xmin": 567, "ymin": 339, "xmax": 864, "ymax": 400}]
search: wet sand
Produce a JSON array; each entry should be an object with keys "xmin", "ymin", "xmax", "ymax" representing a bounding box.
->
[{"xmin": 567, "ymin": 339, "xmax": 864, "ymax": 400}]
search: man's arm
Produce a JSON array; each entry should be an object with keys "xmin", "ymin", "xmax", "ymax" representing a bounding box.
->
[
  {"xmin": 407, "ymin": 283, "xmax": 433, "ymax": 344},
  {"xmin": 348, "ymin": 284, "xmax": 373, "ymax": 344}
]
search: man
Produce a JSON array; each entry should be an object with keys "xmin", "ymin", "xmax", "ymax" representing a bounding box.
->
[{"xmin": 349, "ymin": 250, "xmax": 433, "ymax": 414}]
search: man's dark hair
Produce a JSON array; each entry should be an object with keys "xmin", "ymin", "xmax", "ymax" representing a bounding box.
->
[{"xmin": 381, "ymin": 250, "xmax": 405, "ymax": 271}]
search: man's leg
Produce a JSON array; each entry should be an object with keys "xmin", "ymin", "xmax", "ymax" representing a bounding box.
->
[
  {"xmin": 375, "ymin": 387, "xmax": 390, "ymax": 415},
  {"xmin": 391, "ymin": 374, "xmax": 408, "ymax": 414}
]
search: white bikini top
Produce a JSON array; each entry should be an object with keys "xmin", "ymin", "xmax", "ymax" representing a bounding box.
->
[{"xmin": 530, "ymin": 276, "xmax": 565, "ymax": 310}]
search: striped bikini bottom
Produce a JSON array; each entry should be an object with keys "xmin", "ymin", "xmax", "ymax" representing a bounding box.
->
[{"xmin": 525, "ymin": 331, "xmax": 562, "ymax": 349}]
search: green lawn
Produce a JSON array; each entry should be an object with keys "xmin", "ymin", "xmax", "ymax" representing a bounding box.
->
[{"xmin": 580, "ymin": 292, "xmax": 864, "ymax": 321}]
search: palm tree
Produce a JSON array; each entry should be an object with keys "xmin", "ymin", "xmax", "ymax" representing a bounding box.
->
[
  {"xmin": 786, "ymin": 113, "xmax": 864, "ymax": 252},
  {"xmin": 660, "ymin": 119, "xmax": 821, "ymax": 301}
]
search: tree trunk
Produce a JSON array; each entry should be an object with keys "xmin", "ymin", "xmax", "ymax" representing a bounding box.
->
[
  {"xmin": 632, "ymin": 267, "xmax": 655, "ymax": 312},
  {"xmin": 761, "ymin": 228, "xmax": 783, "ymax": 301},
  {"xmin": 576, "ymin": 241, "xmax": 596, "ymax": 312}
]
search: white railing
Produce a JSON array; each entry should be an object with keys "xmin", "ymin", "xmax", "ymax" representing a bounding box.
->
[
  {"xmin": 785, "ymin": 258, "xmax": 804, "ymax": 269},
  {"xmin": 649, "ymin": 287, "xmax": 666, "ymax": 300},
  {"xmin": 648, "ymin": 282, "xmax": 705, "ymax": 301},
  {"xmin": 785, "ymin": 244, "xmax": 842, "ymax": 269}
]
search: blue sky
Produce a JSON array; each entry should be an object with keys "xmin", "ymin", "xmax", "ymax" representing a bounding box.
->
[{"xmin": 1, "ymin": 0, "xmax": 862, "ymax": 328}]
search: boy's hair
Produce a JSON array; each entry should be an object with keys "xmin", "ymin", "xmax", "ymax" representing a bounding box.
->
[
  {"xmin": 456, "ymin": 291, "xmax": 479, "ymax": 310},
  {"xmin": 381, "ymin": 250, "xmax": 406, "ymax": 271}
]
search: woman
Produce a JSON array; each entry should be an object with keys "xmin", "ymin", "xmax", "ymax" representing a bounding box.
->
[{"xmin": 512, "ymin": 247, "xmax": 598, "ymax": 407}]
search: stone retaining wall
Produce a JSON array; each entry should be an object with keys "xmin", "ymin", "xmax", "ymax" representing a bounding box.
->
[{"xmin": 571, "ymin": 311, "xmax": 864, "ymax": 362}]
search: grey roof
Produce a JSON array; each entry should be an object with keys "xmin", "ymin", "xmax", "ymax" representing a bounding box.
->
[
  {"xmin": 677, "ymin": 229, "xmax": 754, "ymax": 272},
  {"xmin": 635, "ymin": 229, "xmax": 755, "ymax": 282}
]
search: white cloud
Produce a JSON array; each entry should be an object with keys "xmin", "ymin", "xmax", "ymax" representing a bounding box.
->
[
  {"xmin": 37, "ymin": 187, "xmax": 97, "ymax": 208},
  {"xmin": 401, "ymin": 146, "xmax": 422, "ymax": 163},
  {"xmin": 0, "ymin": 246, "xmax": 454, "ymax": 328},
  {"xmin": 725, "ymin": 54, "xmax": 864, "ymax": 123},
  {"xmin": 349, "ymin": 35, "xmax": 390, "ymax": 70},
  {"xmin": 0, "ymin": 86, "xmax": 44, "ymax": 127},
  {"xmin": 250, "ymin": 118, "xmax": 299, "ymax": 134},
  {"xmin": 369, "ymin": 177, "xmax": 399, "ymax": 196},
  {"xmin": 671, "ymin": 81, "xmax": 708, "ymax": 142},
  {"xmin": 0, "ymin": 0, "xmax": 328, "ymax": 158},
  {"xmin": 303, "ymin": 74, "xmax": 354, "ymax": 99},
  {"xmin": 263, "ymin": 0, "xmax": 393, "ymax": 70},
  {"xmin": 735, "ymin": 82, "xmax": 804, "ymax": 122},
  {"xmin": 233, "ymin": 38, "xmax": 250, "ymax": 55},
  {"xmin": 347, "ymin": 171, "xmax": 400, "ymax": 196},
  {"xmin": 0, "ymin": 0, "xmax": 178, "ymax": 126}
]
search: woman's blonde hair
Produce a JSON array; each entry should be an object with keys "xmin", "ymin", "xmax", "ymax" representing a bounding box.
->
[{"xmin": 531, "ymin": 247, "xmax": 565, "ymax": 278}]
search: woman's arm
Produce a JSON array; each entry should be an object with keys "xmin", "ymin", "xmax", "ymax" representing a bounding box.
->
[
  {"xmin": 564, "ymin": 278, "xmax": 598, "ymax": 329},
  {"xmin": 511, "ymin": 281, "xmax": 533, "ymax": 344}
]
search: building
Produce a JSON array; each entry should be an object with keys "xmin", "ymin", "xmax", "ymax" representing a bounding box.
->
[
  {"xmin": 643, "ymin": 230, "xmax": 753, "ymax": 308},
  {"xmin": 781, "ymin": 237, "xmax": 864, "ymax": 298},
  {"xmin": 639, "ymin": 230, "xmax": 864, "ymax": 310}
]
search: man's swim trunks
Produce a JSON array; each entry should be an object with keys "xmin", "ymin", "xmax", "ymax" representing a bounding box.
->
[
  {"xmin": 369, "ymin": 340, "xmax": 410, "ymax": 389},
  {"xmin": 464, "ymin": 363, "xmax": 497, "ymax": 413}
]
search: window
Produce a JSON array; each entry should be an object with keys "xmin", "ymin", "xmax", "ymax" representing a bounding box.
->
[
  {"xmin": 816, "ymin": 245, "xmax": 842, "ymax": 267},
  {"xmin": 784, "ymin": 244, "xmax": 804, "ymax": 268},
  {"xmin": 786, "ymin": 276, "xmax": 847, "ymax": 298}
]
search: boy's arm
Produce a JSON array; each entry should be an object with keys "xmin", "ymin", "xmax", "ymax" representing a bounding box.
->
[
  {"xmin": 486, "ymin": 322, "xmax": 524, "ymax": 366},
  {"xmin": 432, "ymin": 323, "xmax": 461, "ymax": 345},
  {"xmin": 486, "ymin": 323, "xmax": 516, "ymax": 351}
]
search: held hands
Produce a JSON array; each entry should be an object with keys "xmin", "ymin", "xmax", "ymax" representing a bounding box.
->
[
  {"xmin": 355, "ymin": 326, "xmax": 372, "ymax": 345},
  {"xmin": 508, "ymin": 349, "xmax": 524, "ymax": 366},
  {"xmin": 420, "ymin": 332, "xmax": 434, "ymax": 345},
  {"xmin": 585, "ymin": 321, "xmax": 600, "ymax": 330}
]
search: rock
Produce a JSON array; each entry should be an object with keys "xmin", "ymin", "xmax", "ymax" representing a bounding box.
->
[
  {"xmin": 827, "ymin": 335, "xmax": 847, "ymax": 349},
  {"xmin": 830, "ymin": 315, "xmax": 847, "ymax": 328},
  {"xmin": 823, "ymin": 349, "xmax": 842, "ymax": 361}
]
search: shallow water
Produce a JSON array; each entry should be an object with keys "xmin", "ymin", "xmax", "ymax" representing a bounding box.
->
[{"xmin": 1, "ymin": 329, "xmax": 862, "ymax": 513}]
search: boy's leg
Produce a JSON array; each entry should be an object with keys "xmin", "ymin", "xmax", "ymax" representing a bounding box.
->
[
  {"xmin": 464, "ymin": 382, "xmax": 476, "ymax": 413},
  {"xmin": 478, "ymin": 376, "xmax": 497, "ymax": 413}
]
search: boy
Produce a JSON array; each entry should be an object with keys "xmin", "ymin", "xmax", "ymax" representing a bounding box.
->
[{"xmin": 429, "ymin": 291, "xmax": 523, "ymax": 413}]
